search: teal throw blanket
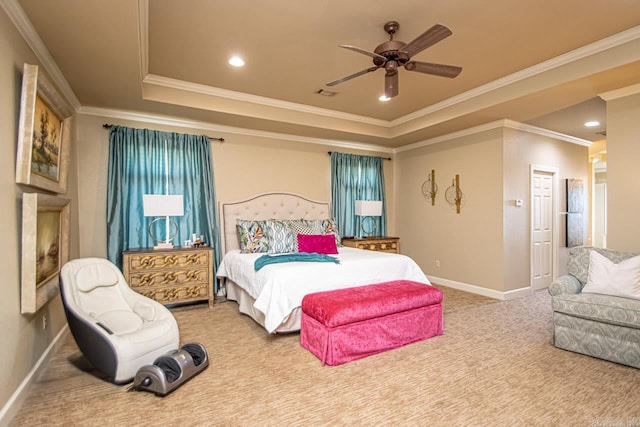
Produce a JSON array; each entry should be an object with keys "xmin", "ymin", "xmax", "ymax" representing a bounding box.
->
[{"xmin": 254, "ymin": 253, "xmax": 340, "ymax": 271}]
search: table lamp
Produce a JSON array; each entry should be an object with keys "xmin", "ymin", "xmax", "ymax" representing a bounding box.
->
[
  {"xmin": 355, "ymin": 200, "xmax": 382, "ymax": 238},
  {"xmin": 143, "ymin": 194, "xmax": 184, "ymax": 249}
]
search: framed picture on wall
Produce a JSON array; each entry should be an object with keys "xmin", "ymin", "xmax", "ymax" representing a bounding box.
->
[
  {"xmin": 21, "ymin": 193, "xmax": 70, "ymax": 314},
  {"xmin": 15, "ymin": 63, "xmax": 73, "ymax": 194},
  {"xmin": 566, "ymin": 179, "xmax": 584, "ymax": 247}
]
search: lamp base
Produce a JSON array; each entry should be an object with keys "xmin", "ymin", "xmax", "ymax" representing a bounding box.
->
[
  {"xmin": 153, "ymin": 242, "xmax": 174, "ymax": 250},
  {"xmin": 360, "ymin": 216, "xmax": 378, "ymax": 238}
]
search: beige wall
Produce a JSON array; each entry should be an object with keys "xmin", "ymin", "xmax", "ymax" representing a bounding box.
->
[
  {"xmin": 502, "ymin": 128, "xmax": 588, "ymax": 290},
  {"xmin": 605, "ymin": 91, "xmax": 640, "ymax": 252},
  {"xmin": 396, "ymin": 125, "xmax": 588, "ymax": 296},
  {"xmin": 74, "ymin": 114, "xmax": 396, "ymax": 259},
  {"xmin": 396, "ymin": 128, "xmax": 505, "ymax": 292},
  {"xmin": 0, "ymin": 7, "xmax": 78, "ymax": 415}
]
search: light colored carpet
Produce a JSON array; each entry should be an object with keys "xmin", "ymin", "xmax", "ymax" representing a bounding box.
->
[{"xmin": 9, "ymin": 286, "xmax": 640, "ymax": 426}]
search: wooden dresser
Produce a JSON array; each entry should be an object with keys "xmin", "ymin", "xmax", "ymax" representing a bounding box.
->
[
  {"xmin": 341, "ymin": 236, "xmax": 400, "ymax": 254},
  {"xmin": 122, "ymin": 246, "xmax": 214, "ymax": 307}
]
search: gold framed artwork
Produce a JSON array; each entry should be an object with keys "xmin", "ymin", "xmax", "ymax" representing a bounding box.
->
[
  {"xmin": 16, "ymin": 63, "xmax": 73, "ymax": 194},
  {"xmin": 21, "ymin": 193, "xmax": 70, "ymax": 314}
]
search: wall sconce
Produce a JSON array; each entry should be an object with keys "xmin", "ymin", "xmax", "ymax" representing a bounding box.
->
[
  {"xmin": 355, "ymin": 200, "xmax": 383, "ymax": 238},
  {"xmin": 444, "ymin": 175, "xmax": 464, "ymax": 214},
  {"xmin": 421, "ymin": 169, "xmax": 438, "ymax": 205},
  {"xmin": 143, "ymin": 194, "xmax": 184, "ymax": 249}
]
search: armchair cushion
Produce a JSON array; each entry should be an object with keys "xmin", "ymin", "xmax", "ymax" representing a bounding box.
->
[
  {"xmin": 552, "ymin": 292, "xmax": 640, "ymax": 329},
  {"xmin": 582, "ymin": 251, "xmax": 640, "ymax": 300},
  {"xmin": 97, "ymin": 310, "xmax": 143, "ymax": 335}
]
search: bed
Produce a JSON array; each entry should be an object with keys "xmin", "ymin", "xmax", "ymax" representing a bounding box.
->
[{"xmin": 216, "ymin": 192, "xmax": 431, "ymax": 333}]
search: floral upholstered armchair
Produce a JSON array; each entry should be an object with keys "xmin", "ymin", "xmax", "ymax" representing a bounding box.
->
[{"xmin": 548, "ymin": 246, "xmax": 640, "ymax": 368}]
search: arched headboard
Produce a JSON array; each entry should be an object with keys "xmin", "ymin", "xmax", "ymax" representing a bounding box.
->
[{"xmin": 218, "ymin": 192, "xmax": 331, "ymax": 255}]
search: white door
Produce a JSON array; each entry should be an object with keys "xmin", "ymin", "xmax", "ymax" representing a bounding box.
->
[{"xmin": 531, "ymin": 170, "xmax": 554, "ymax": 290}]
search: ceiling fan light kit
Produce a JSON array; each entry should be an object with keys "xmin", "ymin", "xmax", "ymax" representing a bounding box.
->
[{"xmin": 327, "ymin": 21, "xmax": 462, "ymax": 98}]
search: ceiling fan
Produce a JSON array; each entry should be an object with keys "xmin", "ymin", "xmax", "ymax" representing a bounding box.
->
[{"xmin": 326, "ymin": 21, "xmax": 462, "ymax": 98}]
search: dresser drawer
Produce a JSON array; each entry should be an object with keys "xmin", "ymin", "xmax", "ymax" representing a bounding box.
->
[
  {"xmin": 127, "ymin": 251, "xmax": 210, "ymax": 271},
  {"xmin": 122, "ymin": 247, "xmax": 214, "ymax": 307},
  {"xmin": 132, "ymin": 282, "xmax": 211, "ymax": 305}
]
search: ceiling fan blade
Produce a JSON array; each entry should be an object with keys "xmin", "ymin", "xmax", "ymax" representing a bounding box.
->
[
  {"xmin": 385, "ymin": 72, "xmax": 398, "ymax": 98},
  {"xmin": 326, "ymin": 66, "xmax": 380, "ymax": 87},
  {"xmin": 404, "ymin": 61, "xmax": 462, "ymax": 78},
  {"xmin": 338, "ymin": 45, "xmax": 387, "ymax": 61},
  {"xmin": 401, "ymin": 24, "xmax": 452, "ymax": 58}
]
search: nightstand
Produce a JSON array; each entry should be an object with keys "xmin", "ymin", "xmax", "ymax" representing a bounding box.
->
[
  {"xmin": 341, "ymin": 236, "xmax": 400, "ymax": 254},
  {"xmin": 122, "ymin": 246, "xmax": 214, "ymax": 307}
]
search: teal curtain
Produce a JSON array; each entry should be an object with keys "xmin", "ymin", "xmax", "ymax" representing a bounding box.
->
[
  {"xmin": 106, "ymin": 126, "xmax": 221, "ymax": 290},
  {"xmin": 331, "ymin": 152, "xmax": 387, "ymax": 238}
]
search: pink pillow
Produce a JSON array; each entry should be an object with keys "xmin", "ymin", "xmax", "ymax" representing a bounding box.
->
[{"xmin": 297, "ymin": 234, "xmax": 338, "ymax": 254}]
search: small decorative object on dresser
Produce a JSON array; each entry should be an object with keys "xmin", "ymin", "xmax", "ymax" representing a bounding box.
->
[
  {"xmin": 122, "ymin": 246, "xmax": 213, "ymax": 307},
  {"xmin": 341, "ymin": 236, "xmax": 400, "ymax": 254}
]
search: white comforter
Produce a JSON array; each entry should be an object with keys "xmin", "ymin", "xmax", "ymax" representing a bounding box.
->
[{"xmin": 217, "ymin": 247, "xmax": 430, "ymax": 332}]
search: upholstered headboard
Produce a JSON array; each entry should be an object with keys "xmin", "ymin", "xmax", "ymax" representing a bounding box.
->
[{"xmin": 218, "ymin": 192, "xmax": 331, "ymax": 255}]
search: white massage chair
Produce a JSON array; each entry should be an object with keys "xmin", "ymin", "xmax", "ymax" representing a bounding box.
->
[{"xmin": 59, "ymin": 257, "xmax": 179, "ymax": 383}]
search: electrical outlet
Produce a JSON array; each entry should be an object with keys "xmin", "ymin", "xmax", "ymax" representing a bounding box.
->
[
  {"xmin": 435, "ymin": 259, "xmax": 441, "ymax": 268},
  {"xmin": 42, "ymin": 313, "xmax": 47, "ymax": 330}
]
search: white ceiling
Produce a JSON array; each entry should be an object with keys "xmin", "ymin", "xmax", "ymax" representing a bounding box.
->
[{"xmin": 9, "ymin": 0, "xmax": 640, "ymax": 148}]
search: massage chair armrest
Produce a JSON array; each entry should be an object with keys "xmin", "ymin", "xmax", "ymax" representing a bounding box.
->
[{"xmin": 548, "ymin": 275, "xmax": 582, "ymax": 296}]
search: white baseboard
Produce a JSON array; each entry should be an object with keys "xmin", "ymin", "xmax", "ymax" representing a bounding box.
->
[
  {"xmin": 428, "ymin": 276, "xmax": 533, "ymax": 301},
  {"xmin": 0, "ymin": 324, "xmax": 68, "ymax": 427}
]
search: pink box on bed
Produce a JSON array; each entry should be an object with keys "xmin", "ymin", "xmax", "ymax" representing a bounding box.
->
[{"xmin": 300, "ymin": 280, "xmax": 444, "ymax": 366}]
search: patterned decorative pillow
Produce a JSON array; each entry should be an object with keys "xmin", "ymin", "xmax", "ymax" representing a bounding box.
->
[
  {"xmin": 236, "ymin": 219, "xmax": 269, "ymax": 253},
  {"xmin": 319, "ymin": 218, "xmax": 341, "ymax": 247},
  {"xmin": 266, "ymin": 219, "xmax": 296, "ymax": 254},
  {"xmin": 290, "ymin": 220, "xmax": 322, "ymax": 252}
]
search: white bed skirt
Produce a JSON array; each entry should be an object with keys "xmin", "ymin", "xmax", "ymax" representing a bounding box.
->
[{"xmin": 225, "ymin": 279, "xmax": 301, "ymax": 334}]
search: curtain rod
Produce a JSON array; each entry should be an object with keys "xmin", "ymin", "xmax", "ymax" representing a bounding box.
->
[
  {"xmin": 327, "ymin": 151, "xmax": 391, "ymax": 161},
  {"xmin": 102, "ymin": 123, "xmax": 225, "ymax": 142}
]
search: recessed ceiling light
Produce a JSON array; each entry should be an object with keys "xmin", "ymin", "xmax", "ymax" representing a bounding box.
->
[
  {"xmin": 584, "ymin": 120, "xmax": 600, "ymax": 127},
  {"xmin": 228, "ymin": 56, "xmax": 245, "ymax": 67},
  {"xmin": 379, "ymin": 95, "xmax": 391, "ymax": 102}
]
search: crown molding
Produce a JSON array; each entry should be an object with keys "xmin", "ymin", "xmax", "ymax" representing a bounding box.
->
[
  {"xmin": 82, "ymin": 104, "xmax": 589, "ymax": 155},
  {"xmin": 396, "ymin": 120, "xmax": 508, "ymax": 152},
  {"xmin": 137, "ymin": 0, "xmax": 148, "ymax": 80},
  {"xmin": 396, "ymin": 119, "xmax": 591, "ymax": 153},
  {"xmin": 0, "ymin": 0, "xmax": 80, "ymax": 110},
  {"xmin": 78, "ymin": 105, "xmax": 394, "ymax": 154},
  {"xmin": 502, "ymin": 119, "xmax": 592, "ymax": 146},
  {"xmin": 599, "ymin": 83, "xmax": 640, "ymax": 101},
  {"xmin": 142, "ymin": 74, "xmax": 390, "ymax": 128},
  {"xmin": 391, "ymin": 25, "xmax": 640, "ymax": 127}
]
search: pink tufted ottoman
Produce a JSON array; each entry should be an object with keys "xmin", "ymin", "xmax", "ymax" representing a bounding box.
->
[{"xmin": 300, "ymin": 280, "xmax": 443, "ymax": 365}]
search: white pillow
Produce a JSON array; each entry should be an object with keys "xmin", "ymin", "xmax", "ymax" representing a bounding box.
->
[{"xmin": 582, "ymin": 251, "xmax": 640, "ymax": 299}]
